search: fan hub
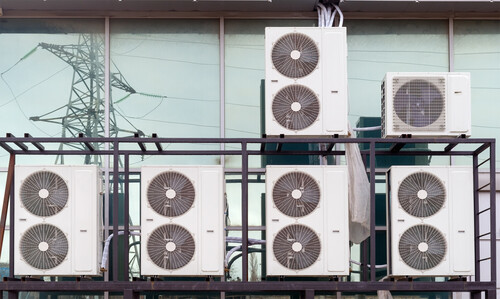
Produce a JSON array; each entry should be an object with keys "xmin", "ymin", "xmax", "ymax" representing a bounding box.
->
[
  {"xmin": 290, "ymin": 102, "xmax": 302, "ymax": 112},
  {"xmin": 38, "ymin": 188, "xmax": 49, "ymax": 199},
  {"xmin": 290, "ymin": 50, "xmax": 301, "ymax": 60},
  {"xmin": 292, "ymin": 242, "xmax": 303, "ymax": 252},
  {"xmin": 291, "ymin": 189, "xmax": 302, "ymax": 200},
  {"xmin": 165, "ymin": 189, "xmax": 176, "ymax": 199},
  {"xmin": 38, "ymin": 241, "xmax": 49, "ymax": 252},
  {"xmin": 165, "ymin": 241, "xmax": 176, "ymax": 252},
  {"xmin": 418, "ymin": 242, "xmax": 429, "ymax": 253},
  {"xmin": 417, "ymin": 190, "xmax": 428, "ymax": 200}
]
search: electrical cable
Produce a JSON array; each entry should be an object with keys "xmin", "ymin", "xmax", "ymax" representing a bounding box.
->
[{"xmin": 100, "ymin": 231, "xmax": 141, "ymax": 272}]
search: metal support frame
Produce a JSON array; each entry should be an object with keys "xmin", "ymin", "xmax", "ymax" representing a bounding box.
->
[{"xmin": 0, "ymin": 136, "xmax": 496, "ymax": 298}]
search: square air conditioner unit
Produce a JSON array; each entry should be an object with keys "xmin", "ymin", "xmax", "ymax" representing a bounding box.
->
[
  {"xmin": 141, "ymin": 165, "xmax": 224, "ymax": 276},
  {"xmin": 266, "ymin": 165, "xmax": 349, "ymax": 276},
  {"xmin": 381, "ymin": 72, "xmax": 471, "ymax": 138},
  {"xmin": 265, "ymin": 27, "xmax": 348, "ymax": 137},
  {"xmin": 387, "ymin": 166, "xmax": 474, "ymax": 277},
  {"xmin": 14, "ymin": 165, "xmax": 102, "ymax": 276}
]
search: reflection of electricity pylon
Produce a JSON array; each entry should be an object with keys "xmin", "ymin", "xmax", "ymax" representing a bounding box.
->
[
  {"xmin": 29, "ymin": 33, "xmax": 145, "ymax": 278},
  {"xmin": 30, "ymin": 33, "xmax": 143, "ymax": 165}
]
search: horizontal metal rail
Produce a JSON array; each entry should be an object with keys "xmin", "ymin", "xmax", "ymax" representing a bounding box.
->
[{"xmin": 0, "ymin": 281, "xmax": 495, "ymax": 293}]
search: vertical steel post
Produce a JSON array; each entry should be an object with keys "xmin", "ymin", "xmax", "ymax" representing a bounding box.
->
[
  {"xmin": 369, "ymin": 141, "xmax": 376, "ymax": 281},
  {"xmin": 112, "ymin": 141, "xmax": 119, "ymax": 281},
  {"xmin": 489, "ymin": 142, "xmax": 496, "ymax": 286},
  {"xmin": 124, "ymin": 154, "xmax": 130, "ymax": 280},
  {"xmin": 304, "ymin": 289, "xmax": 314, "ymax": 299},
  {"xmin": 8, "ymin": 161, "xmax": 15, "ymax": 278},
  {"xmin": 473, "ymin": 154, "xmax": 480, "ymax": 281},
  {"xmin": 242, "ymin": 141, "xmax": 249, "ymax": 281}
]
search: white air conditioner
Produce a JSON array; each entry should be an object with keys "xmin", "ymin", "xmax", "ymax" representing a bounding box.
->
[
  {"xmin": 140, "ymin": 165, "xmax": 224, "ymax": 276},
  {"xmin": 265, "ymin": 27, "xmax": 348, "ymax": 137},
  {"xmin": 14, "ymin": 165, "xmax": 102, "ymax": 276},
  {"xmin": 266, "ymin": 165, "xmax": 349, "ymax": 276},
  {"xmin": 381, "ymin": 72, "xmax": 471, "ymax": 138},
  {"xmin": 387, "ymin": 166, "xmax": 474, "ymax": 277}
]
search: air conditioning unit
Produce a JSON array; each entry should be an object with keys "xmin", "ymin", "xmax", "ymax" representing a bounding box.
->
[
  {"xmin": 387, "ymin": 166, "xmax": 474, "ymax": 277},
  {"xmin": 266, "ymin": 165, "xmax": 349, "ymax": 276},
  {"xmin": 381, "ymin": 72, "xmax": 471, "ymax": 138},
  {"xmin": 14, "ymin": 165, "xmax": 102, "ymax": 276},
  {"xmin": 265, "ymin": 27, "xmax": 348, "ymax": 136},
  {"xmin": 141, "ymin": 166, "xmax": 224, "ymax": 276}
]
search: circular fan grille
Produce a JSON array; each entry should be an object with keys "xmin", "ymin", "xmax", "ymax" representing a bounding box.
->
[
  {"xmin": 394, "ymin": 79, "xmax": 444, "ymax": 128},
  {"xmin": 147, "ymin": 224, "xmax": 195, "ymax": 270},
  {"xmin": 20, "ymin": 171, "xmax": 69, "ymax": 217},
  {"xmin": 272, "ymin": 171, "xmax": 320, "ymax": 217},
  {"xmin": 398, "ymin": 172, "xmax": 446, "ymax": 218},
  {"xmin": 399, "ymin": 224, "xmax": 447, "ymax": 270},
  {"xmin": 20, "ymin": 223, "xmax": 68, "ymax": 270},
  {"xmin": 271, "ymin": 32, "xmax": 319, "ymax": 79},
  {"xmin": 273, "ymin": 224, "xmax": 321, "ymax": 270},
  {"xmin": 147, "ymin": 171, "xmax": 195, "ymax": 217},
  {"xmin": 272, "ymin": 85, "xmax": 320, "ymax": 131}
]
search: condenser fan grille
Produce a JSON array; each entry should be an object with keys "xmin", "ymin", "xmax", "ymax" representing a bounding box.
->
[
  {"xmin": 273, "ymin": 224, "xmax": 320, "ymax": 270},
  {"xmin": 147, "ymin": 224, "xmax": 195, "ymax": 270},
  {"xmin": 392, "ymin": 77, "xmax": 446, "ymax": 131},
  {"xmin": 272, "ymin": 85, "xmax": 320, "ymax": 131},
  {"xmin": 399, "ymin": 224, "xmax": 447, "ymax": 270},
  {"xmin": 272, "ymin": 171, "xmax": 320, "ymax": 217},
  {"xmin": 398, "ymin": 171, "xmax": 446, "ymax": 218},
  {"xmin": 20, "ymin": 223, "xmax": 68, "ymax": 270},
  {"xmin": 20, "ymin": 171, "xmax": 69, "ymax": 217},
  {"xmin": 147, "ymin": 171, "xmax": 195, "ymax": 217},
  {"xmin": 271, "ymin": 32, "xmax": 319, "ymax": 79}
]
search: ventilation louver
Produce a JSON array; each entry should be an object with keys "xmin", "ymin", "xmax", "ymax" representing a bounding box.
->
[
  {"xmin": 271, "ymin": 32, "xmax": 319, "ymax": 79},
  {"xmin": 272, "ymin": 171, "xmax": 320, "ymax": 217},
  {"xmin": 271, "ymin": 85, "xmax": 320, "ymax": 131},
  {"xmin": 147, "ymin": 224, "xmax": 195, "ymax": 270},
  {"xmin": 19, "ymin": 223, "xmax": 69, "ymax": 270},
  {"xmin": 398, "ymin": 224, "xmax": 447, "ymax": 270},
  {"xmin": 393, "ymin": 78, "xmax": 445, "ymax": 130},
  {"xmin": 398, "ymin": 172, "xmax": 446, "ymax": 218},
  {"xmin": 273, "ymin": 224, "xmax": 321, "ymax": 270},
  {"xmin": 146, "ymin": 171, "xmax": 195, "ymax": 217},
  {"xmin": 20, "ymin": 171, "xmax": 68, "ymax": 217}
]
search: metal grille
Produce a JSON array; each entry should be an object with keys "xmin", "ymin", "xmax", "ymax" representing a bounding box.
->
[
  {"xmin": 273, "ymin": 224, "xmax": 321, "ymax": 270},
  {"xmin": 272, "ymin": 84, "xmax": 320, "ymax": 131},
  {"xmin": 398, "ymin": 172, "xmax": 446, "ymax": 218},
  {"xmin": 147, "ymin": 224, "xmax": 195, "ymax": 270},
  {"xmin": 19, "ymin": 223, "xmax": 69, "ymax": 270},
  {"xmin": 399, "ymin": 224, "xmax": 447, "ymax": 270},
  {"xmin": 146, "ymin": 171, "xmax": 195, "ymax": 217},
  {"xmin": 272, "ymin": 171, "xmax": 320, "ymax": 217},
  {"xmin": 20, "ymin": 171, "xmax": 69, "ymax": 217},
  {"xmin": 271, "ymin": 32, "xmax": 319, "ymax": 79},
  {"xmin": 392, "ymin": 77, "xmax": 446, "ymax": 132}
]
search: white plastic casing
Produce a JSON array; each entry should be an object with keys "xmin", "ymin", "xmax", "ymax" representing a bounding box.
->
[
  {"xmin": 387, "ymin": 166, "xmax": 474, "ymax": 277},
  {"xmin": 15, "ymin": 165, "xmax": 102, "ymax": 276},
  {"xmin": 140, "ymin": 165, "xmax": 224, "ymax": 276},
  {"xmin": 266, "ymin": 165, "xmax": 349, "ymax": 276},
  {"xmin": 265, "ymin": 27, "xmax": 348, "ymax": 136},
  {"xmin": 382, "ymin": 72, "xmax": 471, "ymax": 138}
]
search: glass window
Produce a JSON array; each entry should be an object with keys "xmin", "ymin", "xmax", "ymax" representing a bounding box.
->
[
  {"xmin": 454, "ymin": 20, "xmax": 500, "ymax": 167},
  {"xmin": 110, "ymin": 19, "xmax": 221, "ymax": 165},
  {"xmin": 0, "ymin": 19, "xmax": 105, "ymax": 165}
]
